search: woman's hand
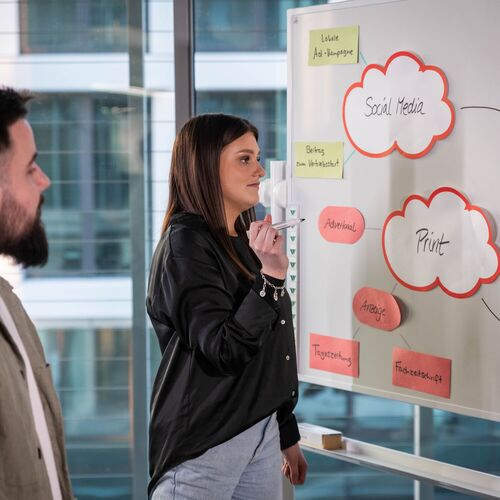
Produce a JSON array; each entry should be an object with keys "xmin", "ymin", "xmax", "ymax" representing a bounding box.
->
[
  {"xmin": 248, "ymin": 214, "xmax": 288, "ymax": 279},
  {"xmin": 281, "ymin": 443, "xmax": 308, "ymax": 485}
]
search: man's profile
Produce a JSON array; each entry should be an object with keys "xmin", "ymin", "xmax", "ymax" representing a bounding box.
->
[{"xmin": 0, "ymin": 86, "xmax": 73, "ymax": 499}]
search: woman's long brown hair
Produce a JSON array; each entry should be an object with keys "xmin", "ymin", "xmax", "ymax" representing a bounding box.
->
[{"xmin": 162, "ymin": 113, "xmax": 259, "ymax": 280}]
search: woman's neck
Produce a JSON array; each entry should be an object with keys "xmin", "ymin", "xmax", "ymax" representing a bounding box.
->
[
  {"xmin": 225, "ymin": 209, "xmax": 239, "ymax": 236},
  {"xmin": 227, "ymin": 224, "xmax": 238, "ymax": 236}
]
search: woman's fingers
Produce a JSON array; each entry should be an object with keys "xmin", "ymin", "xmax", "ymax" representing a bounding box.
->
[
  {"xmin": 250, "ymin": 220, "xmax": 281, "ymax": 253},
  {"xmin": 249, "ymin": 213, "xmax": 271, "ymax": 237},
  {"xmin": 249, "ymin": 216, "xmax": 288, "ymax": 279},
  {"xmin": 248, "ymin": 220, "xmax": 263, "ymax": 242},
  {"xmin": 261, "ymin": 224, "xmax": 278, "ymax": 250}
]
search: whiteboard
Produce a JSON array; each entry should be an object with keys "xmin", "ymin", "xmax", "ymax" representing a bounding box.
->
[{"xmin": 287, "ymin": 0, "xmax": 500, "ymax": 421}]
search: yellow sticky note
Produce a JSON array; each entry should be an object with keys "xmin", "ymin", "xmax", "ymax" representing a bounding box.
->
[
  {"xmin": 294, "ymin": 142, "xmax": 344, "ymax": 179},
  {"xmin": 309, "ymin": 26, "xmax": 359, "ymax": 66}
]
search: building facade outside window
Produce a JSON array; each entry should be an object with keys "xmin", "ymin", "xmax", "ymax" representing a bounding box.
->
[
  {"xmin": 20, "ymin": 0, "xmax": 128, "ymax": 53},
  {"xmin": 2, "ymin": 0, "xmax": 175, "ymax": 498},
  {"xmin": 194, "ymin": 0, "xmax": 319, "ymax": 52},
  {"xmin": 40, "ymin": 326, "xmax": 133, "ymax": 495},
  {"xmin": 28, "ymin": 94, "xmax": 132, "ymax": 278}
]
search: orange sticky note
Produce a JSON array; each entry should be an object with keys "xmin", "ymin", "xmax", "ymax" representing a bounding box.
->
[
  {"xmin": 392, "ymin": 347, "xmax": 451, "ymax": 398},
  {"xmin": 310, "ymin": 333, "xmax": 359, "ymax": 377},
  {"xmin": 318, "ymin": 206, "xmax": 365, "ymax": 244},
  {"xmin": 352, "ymin": 287, "xmax": 401, "ymax": 331}
]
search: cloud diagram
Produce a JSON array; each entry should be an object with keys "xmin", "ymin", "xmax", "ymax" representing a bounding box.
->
[
  {"xmin": 343, "ymin": 51, "xmax": 455, "ymax": 158},
  {"xmin": 382, "ymin": 187, "xmax": 500, "ymax": 298}
]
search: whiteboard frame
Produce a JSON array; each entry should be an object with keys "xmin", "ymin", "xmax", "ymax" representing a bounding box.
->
[
  {"xmin": 287, "ymin": 0, "xmax": 500, "ymax": 423},
  {"xmin": 286, "ymin": 0, "xmax": 500, "ymax": 496}
]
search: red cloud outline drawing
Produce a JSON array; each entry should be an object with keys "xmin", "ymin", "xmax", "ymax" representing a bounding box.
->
[
  {"xmin": 382, "ymin": 187, "xmax": 500, "ymax": 298},
  {"xmin": 342, "ymin": 51, "xmax": 455, "ymax": 159}
]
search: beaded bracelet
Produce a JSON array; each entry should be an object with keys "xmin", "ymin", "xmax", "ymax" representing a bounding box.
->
[{"xmin": 259, "ymin": 273, "xmax": 286, "ymax": 301}]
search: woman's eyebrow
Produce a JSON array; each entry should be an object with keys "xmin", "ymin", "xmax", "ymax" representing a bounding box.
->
[{"xmin": 236, "ymin": 148, "xmax": 260, "ymax": 155}]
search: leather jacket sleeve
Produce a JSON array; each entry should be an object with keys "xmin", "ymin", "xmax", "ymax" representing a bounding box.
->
[{"xmin": 156, "ymin": 234, "xmax": 281, "ymax": 375}]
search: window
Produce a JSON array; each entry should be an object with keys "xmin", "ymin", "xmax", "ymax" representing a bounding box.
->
[
  {"xmin": 194, "ymin": 0, "xmax": 320, "ymax": 52},
  {"xmin": 40, "ymin": 327, "xmax": 133, "ymax": 496},
  {"xmin": 20, "ymin": 0, "xmax": 128, "ymax": 53},
  {"xmin": 5, "ymin": 0, "xmax": 175, "ymax": 497},
  {"xmin": 28, "ymin": 93, "xmax": 133, "ymax": 277}
]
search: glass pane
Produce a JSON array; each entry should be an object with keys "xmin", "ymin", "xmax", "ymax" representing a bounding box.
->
[
  {"xmin": 295, "ymin": 384, "xmax": 413, "ymax": 451},
  {"xmin": 70, "ymin": 477, "xmax": 132, "ymax": 500},
  {"xmin": 27, "ymin": 93, "xmax": 133, "ymax": 278},
  {"xmin": 194, "ymin": 0, "xmax": 322, "ymax": 52},
  {"xmin": 297, "ymin": 455, "xmax": 414, "ymax": 499},
  {"xmin": 431, "ymin": 411, "xmax": 500, "ymax": 473},
  {"xmin": 20, "ymin": 0, "xmax": 128, "ymax": 53},
  {"xmin": 4, "ymin": 0, "xmax": 175, "ymax": 497}
]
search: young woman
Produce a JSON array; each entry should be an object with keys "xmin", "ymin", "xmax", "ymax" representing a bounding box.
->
[{"xmin": 147, "ymin": 113, "xmax": 307, "ymax": 499}]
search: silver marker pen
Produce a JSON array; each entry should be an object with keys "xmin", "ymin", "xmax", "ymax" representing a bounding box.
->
[{"xmin": 272, "ymin": 218, "xmax": 306, "ymax": 231}]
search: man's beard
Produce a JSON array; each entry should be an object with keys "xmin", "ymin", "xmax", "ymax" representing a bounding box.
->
[{"xmin": 0, "ymin": 193, "xmax": 49, "ymax": 268}]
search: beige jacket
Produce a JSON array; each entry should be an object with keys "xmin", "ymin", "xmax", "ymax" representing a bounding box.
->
[{"xmin": 0, "ymin": 277, "xmax": 74, "ymax": 500}]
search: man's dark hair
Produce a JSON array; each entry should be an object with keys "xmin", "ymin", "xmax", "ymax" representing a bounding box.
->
[{"xmin": 0, "ymin": 87, "xmax": 34, "ymax": 155}]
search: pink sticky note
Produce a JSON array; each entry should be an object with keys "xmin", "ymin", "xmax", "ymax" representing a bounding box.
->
[
  {"xmin": 392, "ymin": 347, "xmax": 451, "ymax": 398},
  {"xmin": 318, "ymin": 206, "xmax": 365, "ymax": 244},
  {"xmin": 310, "ymin": 333, "xmax": 359, "ymax": 377},
  {"xmin": 353, "ymin": 287, "xmax": 401, "ymax": 331}
]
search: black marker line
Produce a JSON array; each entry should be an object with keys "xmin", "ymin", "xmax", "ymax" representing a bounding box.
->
[
  {"xmin": 481, "ymin": 297, "xmax": 500, "ymax": 322},
  {"xmin": 461, "ymin": 106, "xmax": 500, "ymax": 113},
  {"xmin": 366, "ymin": 227, "xmax": 382, "ymax": 231},
  {"xmin": 391, "ymin": 282, "xmax": 398, "ymax": 294},
  {"xmin": 353, "ymin": 326, "xmax": 361, "ymax": 339},
  {"xmin": 400, "ymin": 334, "xmax": 411, "ymax": 350}
]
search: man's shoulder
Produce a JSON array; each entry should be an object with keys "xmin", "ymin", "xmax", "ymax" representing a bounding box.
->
[
  {"xmin": 0, "ymin": 276, "xmax": 22, "ymax": 314},
  {"xmin": 0, "ymin": 275, "xmax": 37, "ymax": 335},
  {"xmin": 0, "ymin": 275, "xmax": 14, "ymax": 292}
]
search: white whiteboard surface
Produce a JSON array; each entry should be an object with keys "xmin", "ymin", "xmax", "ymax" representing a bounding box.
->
[{"xmin": 288, "ymin": 0, "xmax": 500, "ymax": 421}]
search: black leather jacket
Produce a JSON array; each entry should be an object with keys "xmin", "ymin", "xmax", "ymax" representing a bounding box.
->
[{"xmin": 146, "ymin": 213, "xmax": 299, "ymax": 495}]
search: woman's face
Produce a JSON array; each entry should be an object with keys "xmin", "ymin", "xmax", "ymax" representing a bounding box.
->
[{"xmin": 219, "ymin": 131, "xmax": 265, "ymax": 222}]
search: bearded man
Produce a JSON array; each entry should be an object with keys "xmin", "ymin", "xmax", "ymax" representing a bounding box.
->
[{"xmin": 0, "ymin": 87, "xmax": 74, "ymax": 499}]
